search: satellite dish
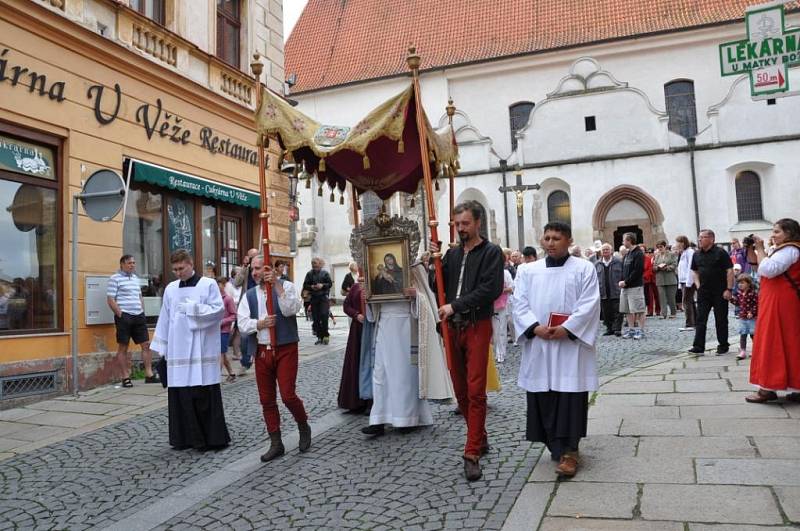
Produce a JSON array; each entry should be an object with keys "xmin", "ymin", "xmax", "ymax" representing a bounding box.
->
[{"xmin": 81, "ymin": 169, "xmax": 125, "ymax": 221}]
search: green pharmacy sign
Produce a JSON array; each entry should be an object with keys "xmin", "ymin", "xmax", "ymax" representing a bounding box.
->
[{"xmin": 719, "ymin": 4, "xmax": 800, "ymax": 97}]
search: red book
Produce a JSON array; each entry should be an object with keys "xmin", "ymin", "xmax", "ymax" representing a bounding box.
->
[{"xmin": 547, "ymin": 312, "xmax": 570, "ymax": 327}]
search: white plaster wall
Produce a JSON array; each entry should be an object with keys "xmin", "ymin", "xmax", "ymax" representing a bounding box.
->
[
  {"xmin": 290, "ymin": 16, "xmax": 800, "ymax": 267},
  {"xmin": 181, "ymin": 0, "xmax": 209, "ymax": 52}
]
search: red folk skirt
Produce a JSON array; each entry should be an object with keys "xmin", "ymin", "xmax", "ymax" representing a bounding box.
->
[{"xmin": 750, "ymin": 258, "xmax": 800, "ymax": 390}]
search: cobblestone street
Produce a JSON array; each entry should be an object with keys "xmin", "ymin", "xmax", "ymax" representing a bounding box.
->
[{"xmin": 0, "ymin": 314, "xmax": 736, "ymax": 530}]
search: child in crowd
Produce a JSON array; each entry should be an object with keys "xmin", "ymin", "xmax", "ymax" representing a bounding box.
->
[
  {"xmin": 731, "ymin": 274, "xmax": 758, "ymax": 360},
  {"xmin": 217, "ymin": 277, "xmax": 237, "ymax": 382}
]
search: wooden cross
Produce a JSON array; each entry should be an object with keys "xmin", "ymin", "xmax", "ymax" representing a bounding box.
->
[{"xmin": 498, "ymin": 170, "xmax": 540, "ymax": 248}]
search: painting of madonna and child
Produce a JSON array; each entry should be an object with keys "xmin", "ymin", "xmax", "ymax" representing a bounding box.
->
[{"xmin": 365, "ymin": 237, "xmax": 410, "ymax": 301}]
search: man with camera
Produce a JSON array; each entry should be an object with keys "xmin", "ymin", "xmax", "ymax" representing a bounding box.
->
[{"xmin": 429, "ymin": 200, "xmax": 504, "ymax": 481}]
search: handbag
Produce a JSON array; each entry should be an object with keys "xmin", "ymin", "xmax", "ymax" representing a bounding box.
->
[{"xmin": 155, "ymin": 357, "xmax": 168, "ymax": 388}]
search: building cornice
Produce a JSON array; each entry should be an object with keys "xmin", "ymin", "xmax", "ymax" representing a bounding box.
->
[{"xmin": 3, "ymin": 0, "xmax": 258, "ymax": 129}]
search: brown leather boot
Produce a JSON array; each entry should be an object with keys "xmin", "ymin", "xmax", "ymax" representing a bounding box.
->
[
  {"xmin": 298, "ymin": 421, "xmax": 312, "ymax": 453},
  {"xmin": 260, "ymin": 431, "xmax": 285, "ymax": 463},
  {"xmin": 555, "ymin": 451, "xmax": 579, "ymax": 477}
]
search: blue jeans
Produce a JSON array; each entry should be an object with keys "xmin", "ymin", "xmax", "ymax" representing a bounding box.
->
[{"xmin": 240, "ymin": 336, "xmax": 253, "ymax": 369}]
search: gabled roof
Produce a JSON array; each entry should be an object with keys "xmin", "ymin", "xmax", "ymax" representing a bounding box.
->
[{"xmin": 285, "ymin": 0, "xmax": 799, "ymax": 94}]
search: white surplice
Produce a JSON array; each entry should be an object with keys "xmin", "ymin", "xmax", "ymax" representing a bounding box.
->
[
  {"xmin": 411, "ymin": 264, "xmax": 454, "ymax": 401},
  {"xmin": 151, "ymin": 275, "xmax": 225, "ymax": 388},
  {"xmin": 368, "ymin": 300, "xmax": 434, "ymax": 427},
  {"xmin": 513, "ymin": 256, "xmax": 601, "ymax": 393}
]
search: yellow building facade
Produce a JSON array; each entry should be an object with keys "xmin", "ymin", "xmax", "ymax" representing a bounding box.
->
[{"xmin": 0, "ymin": 0, "xmax": 290, "ymax": 402}]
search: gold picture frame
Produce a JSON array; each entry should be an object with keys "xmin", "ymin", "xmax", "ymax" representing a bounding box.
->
[{"xmin": 364, "ymin": 236, "xmax": 410, "ymax": 301}]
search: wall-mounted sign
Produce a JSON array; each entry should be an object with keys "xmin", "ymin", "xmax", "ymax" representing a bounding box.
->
[
  {"xmin": 0, "ymin": 47, "xmax": 257, "ymax": 165},
  {"xmin": 0, "ymin": 134, "xmax": 55, "ymax": 179},
  {"xmin": 719, "ymin": 4, "xmax": 800, "ymax": 97}
]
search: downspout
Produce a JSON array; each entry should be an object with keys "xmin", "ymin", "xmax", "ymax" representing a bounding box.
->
[
  {"xmin": 499, "ymin": 159, "xmax": 510, "ymax": 246},
  {"xmin": 687, "ymin": 137, "xmax": 700, "ymax": 236}
]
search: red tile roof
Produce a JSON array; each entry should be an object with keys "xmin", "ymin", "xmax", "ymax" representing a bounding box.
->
[{"xmin": 285, "ymin": 0, "xmax": 799, "ymax": 94}]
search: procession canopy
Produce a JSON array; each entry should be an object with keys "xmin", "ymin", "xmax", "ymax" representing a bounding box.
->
[{"xmin": 255, "ymin": 84, "xmax": 458, "ymax": 200}]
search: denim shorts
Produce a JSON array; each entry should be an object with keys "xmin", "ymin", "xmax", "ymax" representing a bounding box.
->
[
  {"xmin": 220, "ymin": 332, "xmax": 230, "ymax": 353},
  {"xmin": 738, "ymin": 319, "xmax": 756, "ymax": 336}
]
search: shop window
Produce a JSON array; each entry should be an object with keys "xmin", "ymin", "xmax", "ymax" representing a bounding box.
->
[
  {"xmin": 509, "ymin": 101, "xmax": 534, "ymax": 152},
  {"xmin": 123, "ymin": 189, "xmax": 165, "ymax": 321},
  {"xmin": 547, "ymin": 190, "xmax": 571, "ymax": 225},
  {"xmin": 131, "ymin": 0, "xmax": 166, "ymax": 25},
  {"xmin": 0, "ymin": 134, "xmax": 60, "ymax": 334},
  {"xmin": 735, "ymin": 171, "xmax": 764, "ymax": 221},
  {"xmin": 664, "ymin": 79, "xmax": 698, "ymax": 138},
  {"xmin": 217, "ymin": 0, "xmax": 241, "ymax": 68},
  {"xmin": 167, "ymin": 196, "xmax": 195, "ymax": 255},
  {"xmin": 201, "ymin": 204, "xmax": 217, "ymax": 277}
]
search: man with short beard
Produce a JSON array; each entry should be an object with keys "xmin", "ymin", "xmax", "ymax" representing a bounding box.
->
[{"xmin": 430, "ymin": 200, "xmax": 504, "ymax": 481}]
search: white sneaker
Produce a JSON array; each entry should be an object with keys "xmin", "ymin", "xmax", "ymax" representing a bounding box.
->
[{"xmin": 678, "ymin": 327, "xmax": 695, "ymax": 332}]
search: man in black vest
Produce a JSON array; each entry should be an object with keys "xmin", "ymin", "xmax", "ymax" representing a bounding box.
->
[{"xmin": 237, "ymin": 256, "xmax": 311, "ymax": 462}]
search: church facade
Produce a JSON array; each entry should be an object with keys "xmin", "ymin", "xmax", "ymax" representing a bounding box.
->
[{"xmin": 285, "ymin": 1, "xmax": 800, "ymax": 289}]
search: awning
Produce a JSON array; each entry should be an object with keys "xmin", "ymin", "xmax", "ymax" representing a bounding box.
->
[{"xmin": 125, "ymin": 158, "xmax": 260, "ymax": 209}]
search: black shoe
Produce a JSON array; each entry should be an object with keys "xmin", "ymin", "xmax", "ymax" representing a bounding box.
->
[
  {"xmin": 396, "ymin": 426, "xmax": 416, "ymax": 434},
  {"xmin": 452, "ymin": 407, "xmax": 462, "ymax": 416},
  {"xmin": 716, "ymin": 345, "xmax": 729, "ymax": 355},
  {"xmin": 614, "ymin": 331, "xmax": 622, "ymax": 337},
  {"xmin": 687, "ymin": 347, "xmax": 705, "ymax": 354},
  {"xmin": 144, "ymin": 375, "xmax": 160, "ymax": 384},
  {"xmin": 603, "ymin": 330, "xmax": 615, "ymax": 336},
  {"xmin": 463, "ymin": 456, "xmax": 482, "ymax": 481},
  {"xmin": 298, "ymin": 422, "xmax": 312, "ymax": 453},
  {"xmin": 314, "ymin": 339, "xmax": 322, "ymax": 345},
  {"xmin": 361, "ymin": 424, "xmax": 385, "ymax": 436}
]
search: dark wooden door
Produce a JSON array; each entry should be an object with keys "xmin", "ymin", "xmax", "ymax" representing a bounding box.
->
[{"xmin": 613, "ymin": 225, "xmax": 643, "ymax": 251}]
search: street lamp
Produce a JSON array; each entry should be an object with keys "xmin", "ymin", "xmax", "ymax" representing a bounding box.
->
[{"xmin": 281, "ymin": 161, "xmax": 300, "ymax": 252}]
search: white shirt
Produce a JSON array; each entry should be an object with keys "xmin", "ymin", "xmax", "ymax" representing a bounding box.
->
[
  {"xmin": 678, "ymin": 247, "xmax": 695, "ymax": 287},
  {"xmin": 236, "ymin": 281, "xmax": 302, "ymax": 346},
  {"xmin": 759, "ymin": 246, "xmax": 800, "ymax": 279}
]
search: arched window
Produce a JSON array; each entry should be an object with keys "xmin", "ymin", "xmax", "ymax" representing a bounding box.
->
[
  {"xmin": 547, "ymin": 191, "xmax": 571, "ymax": 225},
  {"xmin": 735, "ymin": 171, "xmax": 764, "ymax": 221},
  {"xmin": 509, "ymin": 101, "xmax": 535, "ymax": 152},
  {"xmin": 664, "ymin": 80, "xmax": 697, "ymax": 138}
]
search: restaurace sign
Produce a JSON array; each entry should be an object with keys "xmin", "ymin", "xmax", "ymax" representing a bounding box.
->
[
  {"xmin": 719, "ymin": 3, "xmax": 800, "ymax": 97},
  {"xmin": 0, "ymin": 47, "xmax": 257, "ymax": 165}
]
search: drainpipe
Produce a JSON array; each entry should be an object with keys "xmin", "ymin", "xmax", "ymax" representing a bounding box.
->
[
  {"xmin": 499, "ymin": 159, "xmax": 510, "ymax": 246},
  {"xmin": 687, "ymin": 137, "xmax": 700, "ymax": 236}
]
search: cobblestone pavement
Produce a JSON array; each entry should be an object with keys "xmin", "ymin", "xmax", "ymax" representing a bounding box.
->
[{"xmin": 0, "ymin": 313, "xmax": 737, "ymax": 530}]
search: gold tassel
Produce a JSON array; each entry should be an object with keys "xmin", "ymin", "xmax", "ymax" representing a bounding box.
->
[
  {"xmin": 398, "ymin": 139, "xmax": 404, "ymax": 153},
  {"xmin": 339, "ymin": 193, "xmax": 345, "ymax": 205},
  {"xmin": 454, "ymin": 159, "xmax": 461, "ymax": 170},
  {"xmin": 329, "ymin": 191, "xmax": 335, "ymax": 202},
  {"xmin": 363, "ymin": 154, "xmax": 370, "ymax": 169},
  {"xmin": 318, "ymin": 185, "xmax": 323, "ymax": 197},
  {"xmin": 319, "ymin": 157, "xmax": 326, "ymax": 172}
]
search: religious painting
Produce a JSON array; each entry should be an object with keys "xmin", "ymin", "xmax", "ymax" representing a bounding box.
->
[{"xmin": 364, "ymin": 236, "xmax": 410, "ymax": 301}]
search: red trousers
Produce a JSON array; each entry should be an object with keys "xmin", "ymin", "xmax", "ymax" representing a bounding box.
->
[
  {"xmin": 447, "ymin": 318, "xmax": 491, "ymax": 458},
  {"xmin": 255, "ymin": 344, "xmax": 308, "ymax": 434}
]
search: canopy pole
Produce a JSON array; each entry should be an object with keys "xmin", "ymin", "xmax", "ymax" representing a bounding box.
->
[
  {"xmin": 406, "ymin": 47, "xmax": 454, "ymax": 364},
  {"xmin": 446, "ymin": 99, "xmax": 457, "ymax": 245},
  {"xmin": 351, "ymin": 184, "xmax": 360, "ymax": 227},
  {"xmin": 251, "ymin": 54, "xmax": 278, "ymax": 351}
]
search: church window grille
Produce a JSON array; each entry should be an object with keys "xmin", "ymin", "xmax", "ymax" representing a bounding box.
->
[
  {"xmin": 664, "ymin": 80, "xmax": 697, "ymax": 138},
  {"xmin": 509, "ymin": 102, "xmax": 534, "ymax": 152},
  {"xmin": 584, "ymin": 116, "xmax": 596, "ymax": 131},
  {"xmin": 735, "ymin": 171, "xmax": 764, "ymax": 222},
  {"xmin": 547, "ymin": 191, "xmax": 571, "ymax": 226}
]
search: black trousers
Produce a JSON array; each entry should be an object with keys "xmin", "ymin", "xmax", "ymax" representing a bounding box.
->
[
  {"xmin": 311, "ymin": 297, "xmax": 330, "ymax": 339},
  {"xmin": 601, "ymin": 298, "xmax": 623, "ymax": 333},
  {"xmin": 693, "ymin": 293, "xmax": 729, "ymax": 350}
]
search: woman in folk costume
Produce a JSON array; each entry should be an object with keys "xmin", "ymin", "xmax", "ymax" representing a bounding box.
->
[
  {"xmin": 151, "ymin": 249, "xmax": 231, "ymax": 451},
  {"xmin": 512, "ymin": 222, "xmax": 601, "ymax": 477},
  {"xmin": 338, "ymin": 269, "xmax": 369, "ymax": 413},
  {"xmin": 746, "ymin": 218, "xmax": 800, "ymax": 403}
]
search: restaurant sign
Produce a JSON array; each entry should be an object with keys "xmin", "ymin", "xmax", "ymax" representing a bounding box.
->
[{"xmin": 0, "ymin": 134, "xmax": 55, "ymax": 179}]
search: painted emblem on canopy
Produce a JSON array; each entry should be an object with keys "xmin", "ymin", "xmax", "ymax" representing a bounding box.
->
[{"xmin": 314, "ymin": 125, "xmax": 351, "ymax": 147}]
